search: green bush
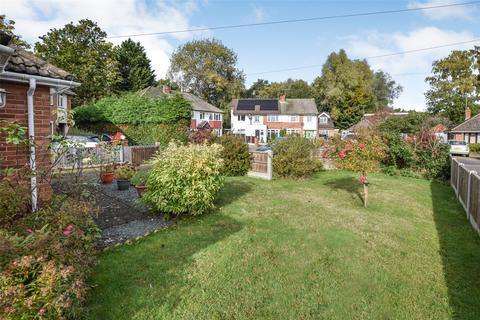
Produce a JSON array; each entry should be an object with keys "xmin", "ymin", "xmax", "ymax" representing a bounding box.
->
[
  {"xmin": 383, "ymin": 133, "xmax": 415, "ymax": 169},
  {"xmin": 74, "ymin": 93, "xmax": 191, "ymax": 126},
  {"xmin": 218, "ymin": 135, "xmax": 251, "ymax": 176},
  {"xmin": 0, "ymin": 197, "xmax": 99, "ymax": 319},
  {"xmin": 272, "ymin": 136, "xmax": 321, "ymax": 179},
  {"xmin": 470, "ymin": 143, "xmax": 480, "ymax": 153},
  {"xmin": 0, "ymin": 179, "xmax": 29, "ymax": 225},
  {"xmin": 143, "ymin": 143, "xmax": 224, "ymax": 215}
]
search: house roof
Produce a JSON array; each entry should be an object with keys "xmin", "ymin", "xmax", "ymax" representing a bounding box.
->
[
  {"xmin": 139, "ymin": 86, "xmax": 223, "ymax": 113},
  {"xmin": 318, "ymin": 112, "xmax": 335, "ymax": 129},
  {"xmin": 349, "ymin": 112, "xmax": 408, "ymax": 131},
  {"xmin": 4, "ymin": 44, "xmax": 73, "ymax": 80},
  {"xmin": 430, "ymin": 123, "xmax": 448, "ymax": 133},
  {"xmin": 451, "ymin": 113, "xmax": 480, "ymax": 133},
  {"xmin": 232, "ymin": 98, "xmax": 318, "ymax": 115}
]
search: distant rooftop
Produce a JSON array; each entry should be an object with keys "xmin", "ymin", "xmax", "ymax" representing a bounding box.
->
[{"xmin": 232, "ymin": 98, "xmax": 318, "ymax": 115}]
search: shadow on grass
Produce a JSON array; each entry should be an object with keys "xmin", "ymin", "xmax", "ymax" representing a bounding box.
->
[
  {"xmin": 215, "ymin": 179, "xmax": 253, "ymax": 208},
  {"xmin": 324, "ymin": 177, "xmax": 363, "ymax": 204},
  {"xmin": 86, "ymin": 180, "xmax": 253, "ymax": 319},
  {"xmin": 431, "ymin": 181, "xmax": 480, "ymax": 319}
]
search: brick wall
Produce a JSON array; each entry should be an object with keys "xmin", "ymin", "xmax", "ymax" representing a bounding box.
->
[
  {"xmin": 0, "ymin": 80, "xmax": 54, "ymax": 205},
  {"xmin": 263, "ymin": 115, "xmax": 304, "ymax": 133}
]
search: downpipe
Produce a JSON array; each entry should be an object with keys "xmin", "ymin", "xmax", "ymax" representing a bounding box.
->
[{"xmin": 27, "ymin": 77, "xmax": 37, "ymax": 212}]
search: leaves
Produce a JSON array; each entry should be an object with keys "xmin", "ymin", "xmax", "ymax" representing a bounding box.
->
[{"xmin": 116, "ymin": 38, "xmax": 155, "ymax": 92}]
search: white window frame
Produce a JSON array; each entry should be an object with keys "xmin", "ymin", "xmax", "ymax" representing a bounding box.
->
[
  {"xmin": 208, "ymin": 113, "xmax": 213, "ymax": 120},
  {"xmin": 214, "ymin": 113, "xmax": 221, "ymax": 121},
  {"xmin": 267, "ymin": 129, "xmax": 280, "ymax": 140},
  {"xmin": 287, "ymin": 128, "xmax": 300, "ymax": 135},
  {"xmin": 238, "ymin": 115, "xmax": 246, "ymax": 121},
  {"xmin": 268, "ymin": 114, "xmax": 279, "ymax": 122},
  {"xmin": 199, "ymin": 112, "xmax": 205, "ymax": 120},
  {"xmin": 306, "ymin": 116, "xmax": 313, "ymax": 122},
  {"xmin": 290, "ymin": 115, "xmax": 299, "ymax": 122},
  {"xmin": 319, "ymin": 116, "xmax": 328, "ymax": 124},
  {"xmin": 254, "ymin": 115, "xmax": 260, "ymax": 123},
  {"xmin": 57, "ymin": 94, "xmax": 67, "ymax": 109}
]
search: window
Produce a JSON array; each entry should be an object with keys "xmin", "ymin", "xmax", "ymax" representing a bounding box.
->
[
  {"xmin": 57, "ymin": 94, "xmax": 66, "ymax": 109},
  {"xmin": 237, "ymin": 115, "xmax": 246, "ymax": 121},
  {"xmin": 287, "ymin": 128, "xmax": 300, "ymax": 135},
  {"xmin": 306, "ymin": 116, "xmax": 313, "ymax": 122},
  {"xmin": 254, "ymin": 115, "xmax": 260, "ymax": 123},
  {"xmin": 290, "ymin": 115, "xmax": 299, "ymax": 122},
  {"xmin": 319, "ymin": 116, "xmax": 328, "ymax": 124},
  {"xmin": 214, "ymin": 113, "xmax": 221, "ymax": 121},
  {"xmin": 199, "ymin": 112, "xmax": 205, "ymax": 120},
  {"xmin": 208, "ymin": 113, "xmax": 213, "ymax": 120},
  {"xmin": 268, "ymin": 129, "xmax": 280, "ymax": 140},
  {"xmin": 268, "ymin": 114, "xmax": 279, "ymax": 122}
]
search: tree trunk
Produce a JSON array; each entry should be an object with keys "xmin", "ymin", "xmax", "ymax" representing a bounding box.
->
[{"xmin": 363, "ymin": 183, "xmax": 368, "ymax": 208}]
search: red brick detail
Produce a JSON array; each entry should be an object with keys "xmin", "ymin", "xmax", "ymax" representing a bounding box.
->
[
  {"xmin": 0, "ymin": 80, "xmax": 54, "ymax": 205},
  {"xmin": 263, "ymin": 115, "xmax": 304, "ymax": 133}
]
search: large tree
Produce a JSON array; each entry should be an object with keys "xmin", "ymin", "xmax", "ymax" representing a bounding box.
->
[
  {"xmin": 245, "ymin": 78, "xmax": 314, "ymax": 99},
  {"xmin": 426, "ymin": 47, "xmax": 480, "ymax": 124},
  {"xmin": 373, "ymin": 70, "xmax": 403, "ymax": 108},
  {"xmin": 34, "ymin": 19, "xmax": 120, "ymax": 105},
  {"xmin": 312, "ymin": 49, "xmax": 402, "ymax": 129},
  {"xmin": 116, "ymin": 38, "xmax": 155, "ymax": 92},
  {"xmin": 0, "ymin": 15, "xmax": 30, "ymax": 49},
  {"xmin": 167, "ymin": 38, "xmax": 245, "ymax": 108}
]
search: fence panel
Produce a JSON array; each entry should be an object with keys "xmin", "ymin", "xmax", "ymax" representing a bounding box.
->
[
  {"xmin": 451, "ymin": 159, "xmax": 459, "ymax": 191},
  {"xmin": 248, "ymin": 150, "xmax": 272, "ymax": 180},
  {"xmin": 470, "ymin": 174, "xmax": 480, "ymax": 226},
  {"xmin": 123, "ymin": 145, "xmax": 159, "ymax": 165},
  {"xmin": 458, "ymin": 166, "xmax": 469, "ymax": 209}
]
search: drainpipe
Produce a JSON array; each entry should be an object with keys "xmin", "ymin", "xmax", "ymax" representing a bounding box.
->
[{"xmin": 27, "ymin": 77, "xmax": 37, "ymax": 212}]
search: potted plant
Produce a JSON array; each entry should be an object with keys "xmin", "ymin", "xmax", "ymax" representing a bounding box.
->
[
  {"xmin": 114, "ymin": 165, "xmax": 136, "ymax": 190},
  {"xmin": 130, "ymin": 170, "xmax": 150, "ymax": 197},
  {"xmin": 100, "ymin": 164, "xmax": 115, "ymax": 184}
]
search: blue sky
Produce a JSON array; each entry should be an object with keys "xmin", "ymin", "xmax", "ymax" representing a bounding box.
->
[{"xmin": 2, "ymin": 0, "xmax": 479, "ymax": 110}]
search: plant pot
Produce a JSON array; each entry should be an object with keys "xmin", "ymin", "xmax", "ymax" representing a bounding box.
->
[
  {"xmin": 100, "ymin": 172, "xmax": 114, "ymax": 184},
  {"xmin": 117, "ymin": 180, "xmax": 130, "ymax": 190},
  {"xmin": 135, "ymin": 185, "xmax": 147, "ymax": 197}
]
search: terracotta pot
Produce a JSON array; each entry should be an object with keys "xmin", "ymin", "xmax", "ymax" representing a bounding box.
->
[
  {"xmin": 100, "ymin": 172, "xmax": 114, "ymax": 184},
  {"xmin": 117, "ymin": 180, "xmax": 130, "ymax": 191},
  {"xmin": 135, "ymin": 185, "xmax": 147, "ymax": 197}
]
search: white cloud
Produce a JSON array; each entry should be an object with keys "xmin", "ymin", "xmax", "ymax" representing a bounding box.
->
[
  {"xmin": 1, "ymin": 0, "xmax": 209, "ymax": 78},
  {"xmin": 408, "ymin": 0, "xmax": 474, "ymax": 20},
  {"xmin": 252, "ymin": 6, "xmax": 266, "ymax": 23},
  {"xmin": 343, "ymin": 27, "xmax": 477, "ymax": 110}
]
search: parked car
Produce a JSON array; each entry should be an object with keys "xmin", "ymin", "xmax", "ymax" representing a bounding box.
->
[
  {"xmin": 256, "ymin": 145, "xmax": 272, "ymax": 152},
  {"xmin": 448, "ymin": 140, "xmax": 469, "ymax": 156},
  {"xmin": 65, "ymin": 135, "xmax": 100, "ymax": 148}
]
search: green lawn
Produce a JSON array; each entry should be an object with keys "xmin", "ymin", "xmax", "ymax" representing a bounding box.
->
[{"xmin": 86, "ymin": 171, "xmax": 480, "ymax": 320}]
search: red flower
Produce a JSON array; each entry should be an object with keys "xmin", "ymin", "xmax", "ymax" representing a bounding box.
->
[
  {"xmin": 358, "ymin": 143, "xmax": 365, "ymax": 149},
  {"xmin": 358, "ymin": 176, "xmax": 368, "ymax": 184},
  {"xmin": 39, "ymin": 308, "xmax": 45, "ymax": 316},
  {"xmin": 344, "ymin": 144, "xmax": 352, "ymax": 151},
  {"xmin": 26, "ymin": 228, "xmax": 33, "ymax": 234},
  {"xmin": 323, "ymin": 143, "xmax": 328, "ymax": 148},
  {"xmin": 65, "ymin": 224, "xmax": 74, "ymax": 231},
  {"xmin": 63, "ymin": 230, "xmax": 72, "ymax": 236},
  {"xmin": 339, "ymin": 151, "xmax": 346, "ymax": 158}
]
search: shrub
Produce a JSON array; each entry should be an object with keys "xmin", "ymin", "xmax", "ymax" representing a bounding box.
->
[
  {"xmin": 130, "ymin": 169, "xmax": 150, "ymax": 186},
  {"xmin": 143, "ymin": 143, "xmax": 224, "ymax": 215},
  {"xmin": 0, "ymin": 197, "xmax": 99, "ymax": 320},
  {"xmin": 470, "ymin": 143, "xmax": 480, "ymax": 153},
  {"xmin": 383, "ymin": 133, "xmax": 415, "ymax": 169},
  {"xmin": 0, "ymin": 178, "xmax": 29, "ymax": 225},
  {"xmin": 189, "ymin": 129, "xmax": 216, "ymax": 145},
  {"xmin": 272, "ymin": 136, "xmax": 320, "ymax": 179},
  {"xmin": 114, "ymin": 165, "xmax": 136, "ymax": 180},
  {"xmin": 218, "ymin": 135, "xmax": 251, "ymax": 176}
]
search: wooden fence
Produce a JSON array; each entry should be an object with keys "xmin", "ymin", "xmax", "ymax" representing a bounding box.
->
[
  {"xmin": 122, "ymin": 145, "xmax": 159, "ymax": 165},
  {"xmin": 248, "ymin": 150, "xmax": 272, "ymax": 180},
  {"xmin": 451, "ymin": 157, "xmax": 480, "ymax": 234}
]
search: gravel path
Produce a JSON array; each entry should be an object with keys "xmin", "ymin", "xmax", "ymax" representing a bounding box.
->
[{"xmin": 92, "ymin": 182, "xmax": 173, "ymax": 248}]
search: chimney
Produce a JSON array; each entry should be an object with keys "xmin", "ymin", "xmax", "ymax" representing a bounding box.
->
[
  {"xmin": 279, "ymin": 95, "xmax": 286, "ymax": 103},
  {"xmin": 465, "ymin": 106, "xmax": 472, "ymax": 121},
  {"xmin": 162, "ymin": 85, "xmax": 171, "ymax": 94}
]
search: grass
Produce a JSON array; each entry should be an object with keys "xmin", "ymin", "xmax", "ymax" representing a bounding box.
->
[{"xmin": 86, "ymin": 171, "xmax": 480, "ymax": 319}]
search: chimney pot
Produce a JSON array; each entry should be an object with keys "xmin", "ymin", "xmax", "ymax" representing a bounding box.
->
[
  {"xmin": 465, "ymin": 107, "xmax": 472, "ymax": 121},
  {"xmin": 162, "ymin": 85, "xmax": 171, "ymax": 94},
  {"xmin": 279, "ymin": 95, "xmax": 286, "ymax": 102},
  {"xmin": 0, "ymin": 31, "xmax": 12, "ymax": 46}
]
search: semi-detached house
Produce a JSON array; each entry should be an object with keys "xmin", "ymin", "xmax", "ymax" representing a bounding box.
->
[{"xmin": 230, "ymin": 96, "xmax": 319, "ymax": 143}]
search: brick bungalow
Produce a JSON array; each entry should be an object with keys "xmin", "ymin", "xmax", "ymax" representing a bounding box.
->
[
  {"xmin": 449, "ymin": 107, "xmax": 480, "ymax": 143},
  {"xmin": 0, "ymin": 33, "xmax": 80, "ymax": 210}
]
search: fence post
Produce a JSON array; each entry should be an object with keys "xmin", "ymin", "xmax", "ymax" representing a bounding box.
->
[
  {"xmin": 457, "ymin": 163, "xmax": 464, "ymax": 199},
  {"xmin": 467, "ymin": 171, "xmax": 476, "ymax": 219},
  {"xmin": 119, "ymin": 145, "xmax": 124, "ymax": 163},
  {"xmin": 267, "ymin": 150, "xmax": 273, "ymax": 180}
]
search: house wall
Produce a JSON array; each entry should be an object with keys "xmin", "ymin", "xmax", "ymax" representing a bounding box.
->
[
  {"xmin": 453, "ymin": 132, "xmax": 480, "ymax": 144},
  {"xmin": 0, "ymin": 80, "xmax": 57, "ymax": 205},
  {"xmin": 191, "ymin": 110, "xmax": 223, "ymax": 135}
]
